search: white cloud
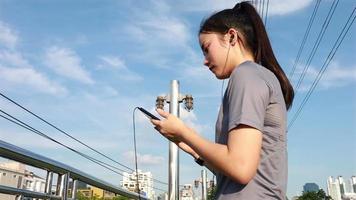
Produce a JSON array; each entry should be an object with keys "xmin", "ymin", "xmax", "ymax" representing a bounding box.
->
[
  {"xmin": 44, "ymin": 46, "xmax": 94, "ymax": 84},
  {"xmin": 132, "ymin": 0, "xmax": 190, "ymax": 46},
  {"xmin": 99, "ymin": 56, "xmax": 126, "ymax": 70},
  {"xmin": 180, "ymin": 107, "xmax": 208, "ymax": 134},
  {"xmin": 0, "ymin": 51, "xmax": 32, "ymax": 68},
  {"xmin": 176, "ymin": 0, "xmax": 313, "ymax": 16},
  {"xmin": 0, "ymin": 51, "xmax": 67, "ymax": 96},
  {"xmin": 294, "ymin": 62, "xmax": 356, "ymax": 92},
  {"xmin": 123, "ymin": 151, "xmax": 164, "ymax": 165},
  {"xmin": 268, "ymin": 0, "xmax": 313, "ymax": 16},
  {"xmin": 98, "ymin": 55, "xmax": 143, "ymax": 81},
  {"xmin": 0, "ymin": 21, "xmax": 18, "ymax": 49},
  {"xmin": 0, "ymin": 65, "xmax": 67, "ymax": 96},
  {"xmin": 121, "ymin": 0, "xmax": 194, "ymax": 69}
]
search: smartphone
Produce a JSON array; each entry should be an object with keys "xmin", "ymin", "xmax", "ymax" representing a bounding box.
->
[{"xmin": 138, "ymin": 107, "xmax": 160, "ymax": 120}]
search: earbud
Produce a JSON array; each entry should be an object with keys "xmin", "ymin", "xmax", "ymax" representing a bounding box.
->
[{"xmin": 229, "ymin": 35, "xmax": 234, "ymax": 43}]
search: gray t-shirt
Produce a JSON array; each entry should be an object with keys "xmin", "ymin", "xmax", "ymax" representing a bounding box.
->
[{"xmin": 215, "ymin": 61, "xmax": 287, "ymax": 200}]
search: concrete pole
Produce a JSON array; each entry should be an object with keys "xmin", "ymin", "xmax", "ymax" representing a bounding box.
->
[
  {"xmin": 201, "ymin": 170, "xmax": 207, "ymax": 200},
  {"xmin": 168, "ymin": 80, "xmax": 180, "ymax": 200}
]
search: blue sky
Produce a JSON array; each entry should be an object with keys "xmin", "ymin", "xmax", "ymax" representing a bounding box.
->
[{"xmin": 0, "ymin": 0, "xmax": 355, "ymax": 198}]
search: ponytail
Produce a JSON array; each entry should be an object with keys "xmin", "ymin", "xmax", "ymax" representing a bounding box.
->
[{"xmin": 200, "ymin": 1, "xmax": 294, "ymax": 110}]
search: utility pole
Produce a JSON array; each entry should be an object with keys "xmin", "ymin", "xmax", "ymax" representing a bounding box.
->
[
  {"xmin": 201, "ymin": 169, "xmax": 207, "ymax": 200},
  {"xmin": 156, "ymin": 80, "xmax": 193, "ymax": 200}
]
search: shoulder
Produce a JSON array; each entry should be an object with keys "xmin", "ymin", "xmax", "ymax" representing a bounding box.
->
[{"xmin": 230, "ymin": 61, "xmax": 270, "ymax": 88}]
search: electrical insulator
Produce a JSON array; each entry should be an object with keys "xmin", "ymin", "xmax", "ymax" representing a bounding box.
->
[
  {"xmin": 156, "ymin": 96, "xmax": 165, "ymax": 110},
  {"xmin": 184, "ymin": 95, "xmax": 193, "ymax": 111}
]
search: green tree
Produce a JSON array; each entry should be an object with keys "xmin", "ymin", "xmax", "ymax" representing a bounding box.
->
[
  {"xmin": 207, "ymin": 186, "xmax": 217, "ymax": 200},
  {"xmin": 297, "ymin": 189, "xmax": 333, "ymax": 200},
  {"xmin": 77, "ymin": 191, "xmax": 90, "ymax": 200},
  {"xmin": 112, "ymin": 195, "xmax": 131, "ymax": 200}
]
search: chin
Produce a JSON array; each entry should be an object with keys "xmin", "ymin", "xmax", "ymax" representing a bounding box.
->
[{"xmin": 215, "ymin": 73, "xmax": 229, "ymax": 80}]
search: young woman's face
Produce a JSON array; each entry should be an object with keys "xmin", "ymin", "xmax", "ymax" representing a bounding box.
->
[{"xmin": 199, "ymin": 33, "xmax": 231, "ymax": 79}]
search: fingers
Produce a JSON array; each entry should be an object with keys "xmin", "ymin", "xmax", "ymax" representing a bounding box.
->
[
  {"xmin": 156, "ymin": 108, "xmax": 169, "ymax": 118},
  {"xmin": 150, "ymin": 118, "xmax": 160, "ymax": 126}
]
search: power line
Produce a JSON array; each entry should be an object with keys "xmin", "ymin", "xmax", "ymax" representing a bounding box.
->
[
  {"xmin": 0, "ymin": 93, "xmax": 133, "ymax": 172},
  {"xmin": 264, "ymin": 0, "xmax": 270, "ymax": 27},
  {"xmin": 0, "ymin": 109, "xmax": 168, "ymax": 192},
  {"xmin": 0, "ymin": 109, "xmax": 127, "ymax": 174},
  {"xmin": 0, "ymin": 93, "xmax": 170, "ymax": 186},
  {"xmin": 288, "ymin": 7, "xmax": 355, "ymax": 131},
  {"xmin": 289, "ymin": 0, "xmax": 321, "ymax": 79},
  {"xmin": 261, "ymin": 0, "xmax": 265, "ymax": 21},
  {"xmin": 294, "ymin": 0, "xmax": 339, "ymax": 93}
]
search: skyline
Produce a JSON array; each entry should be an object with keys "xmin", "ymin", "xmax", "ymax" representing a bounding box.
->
[{"xmin": 0, "ymin": 0, "xmax": 355, "ymax": 199}]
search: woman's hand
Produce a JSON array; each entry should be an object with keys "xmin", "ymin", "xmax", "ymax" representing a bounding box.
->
[{"xmin": 150, "ymin": 109, "xmax": 188, "ymax": 143}]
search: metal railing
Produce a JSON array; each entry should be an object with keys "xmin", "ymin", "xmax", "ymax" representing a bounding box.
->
[{"xmin": 0, "ymin": 139, "xmax": 149, "ymax": 200}]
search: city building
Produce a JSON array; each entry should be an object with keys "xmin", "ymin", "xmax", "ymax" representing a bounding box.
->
[
  {"xmin": 303, "ymin": 182, "xmax": 319, "ymax": 192},
  {"xmin": 120, "ymin": 169, "xmax": 155, "ymax": 199},
  {"xmin": 328, "ymin": 176, "xmax": 343, "ymax": 200},
  {"xmin": 77, "ymin": 186, "xmax": 115, "ymax": 199},
  {"xmin": 157, "ymin": 192, "xmax": 168, "ymax": 200},
  {"xmin": 0, "ymin": 161, "xmax": 46, "ymax": 200},
  {"xmin": 327, "ymin": 176, "xmax": 356, "ymax": 200},
  {"xmin": 0, "ymin": 162, "xmax": 25, "ymax": 200},
  {"xmin": 180, "ymin": 184, "xmax": 194, "ymax": 200}
]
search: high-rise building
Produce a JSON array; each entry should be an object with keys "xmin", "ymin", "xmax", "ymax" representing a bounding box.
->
[
  {"xmin": 120, "ymin": 169, "xmax": 155, "ymax": 199},
  {"xmin": 352, "ymin": 176, "xmax": 356, "ymax": 193},
  {"xmin": 338, "ymin": 176, "xmax": 346, "ymax": 196},
  {"xmin": 303, "ymin": 183, "xmax": 319, "ymax": 192},
  {"xmin": 327, "ymin": 176, "xmax": 342, "ymax": 200},
  {"xmin": 327, "ymin": 176, "xmax": 356, "ymax": 200}
]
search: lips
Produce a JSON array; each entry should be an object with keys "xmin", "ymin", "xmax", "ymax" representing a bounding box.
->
[{"xmin": 209, "ymin": 65, "xmax": 215, "ymax": 70}]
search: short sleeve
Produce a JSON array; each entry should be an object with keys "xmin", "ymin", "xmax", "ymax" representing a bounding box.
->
[{"xmin": 226, "ymin": 66, "xmax": 270, "ymax": 132}]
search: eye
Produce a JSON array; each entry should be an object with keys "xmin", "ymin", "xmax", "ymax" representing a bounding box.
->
[{"xmin": 202, "ymin": 43, "xmax": 210, "ymax": 55}]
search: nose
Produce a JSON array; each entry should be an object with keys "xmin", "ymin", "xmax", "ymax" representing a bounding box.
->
[{"xmin": 203, "ymin": 57, "xmax": 209, "ymax": 67}]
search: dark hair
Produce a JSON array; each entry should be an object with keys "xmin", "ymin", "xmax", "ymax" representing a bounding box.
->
[{"xmin": 199, "ymin": 1, "xmax": 294, "ymax": 110}]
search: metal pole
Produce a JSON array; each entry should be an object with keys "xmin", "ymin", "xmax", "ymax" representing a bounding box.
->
[
  {"xmin": 59, "ymin": 173, "xmax": 69, "ymax": 200},
  {"xmin": 71, "ymin": 180, "xmax": 78, "ymax": 199},
  {"xmin": 201, "ymin": 170, "xmax": 207, "ymax": 200},
  {"xmin": 45, "ymin": 171, "xmax": 53, "ymax": 195},
  {"xmin": 168, "ymin": 80, "xmax": 180, "ymax": 200}
]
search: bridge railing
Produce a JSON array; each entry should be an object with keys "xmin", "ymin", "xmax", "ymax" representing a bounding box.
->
[{"xmin": 0, "ymin": 139, "xmax": 148, "ymax": 200}]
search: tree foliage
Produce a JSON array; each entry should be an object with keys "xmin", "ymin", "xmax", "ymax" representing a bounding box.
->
[
  {"xmin": 207, "ymin": 186, "xmax": 217, "ymax": 200},
  {"xmin": 297, "ymin": 189, "xmax": 332, "ymax": 200}
]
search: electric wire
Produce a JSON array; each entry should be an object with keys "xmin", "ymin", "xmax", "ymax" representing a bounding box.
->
[
  {"xmin": 264, "ymin": 0, "xmax": 269, "ymax": 27},
  {"xmin": 261, "ymin": 0, "xmax": 265, "ymax": 21},
  {"xmin": 0, "ymin": 92, "xmax": 133, "ymax": 172},
  {"xmin": 259, "ymin": 0, "xmax": 262, "ymax": 15},
  {"xmin": 288, "ymin": 7, "xmax": 355, "ymax": 131},
  {"xmin": 0, "ymin": 109, "xmax": 168, "ymax": 193},
  {"xmin": 0, "ymin": 92, "xmax": 169, "ymax": 186},
  {"xmin": 289, "ymin": 0, "xmax": 321, "ymax": 79},
  {"xmin": 294, "ymin": 0, "xmax": 339, "ymax": 94}
]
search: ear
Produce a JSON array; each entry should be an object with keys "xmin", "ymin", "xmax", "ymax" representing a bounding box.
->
[{"xmin": 227, "ymin": 28, "xmax": 238, "ymax": 46}]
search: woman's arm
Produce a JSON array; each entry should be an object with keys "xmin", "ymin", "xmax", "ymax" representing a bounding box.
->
[
  {"xmin": 181, "ymin": 124, "xmax": 262, "ymax": 184},
  {"xmin": 152, "ymin": 109, "xmax": 262, "ymax": 184}
]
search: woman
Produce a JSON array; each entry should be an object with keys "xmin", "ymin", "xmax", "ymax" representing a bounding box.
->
[{"xmin": 151, "ymin": 1, "xmax": 294, "ymax": 199}]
